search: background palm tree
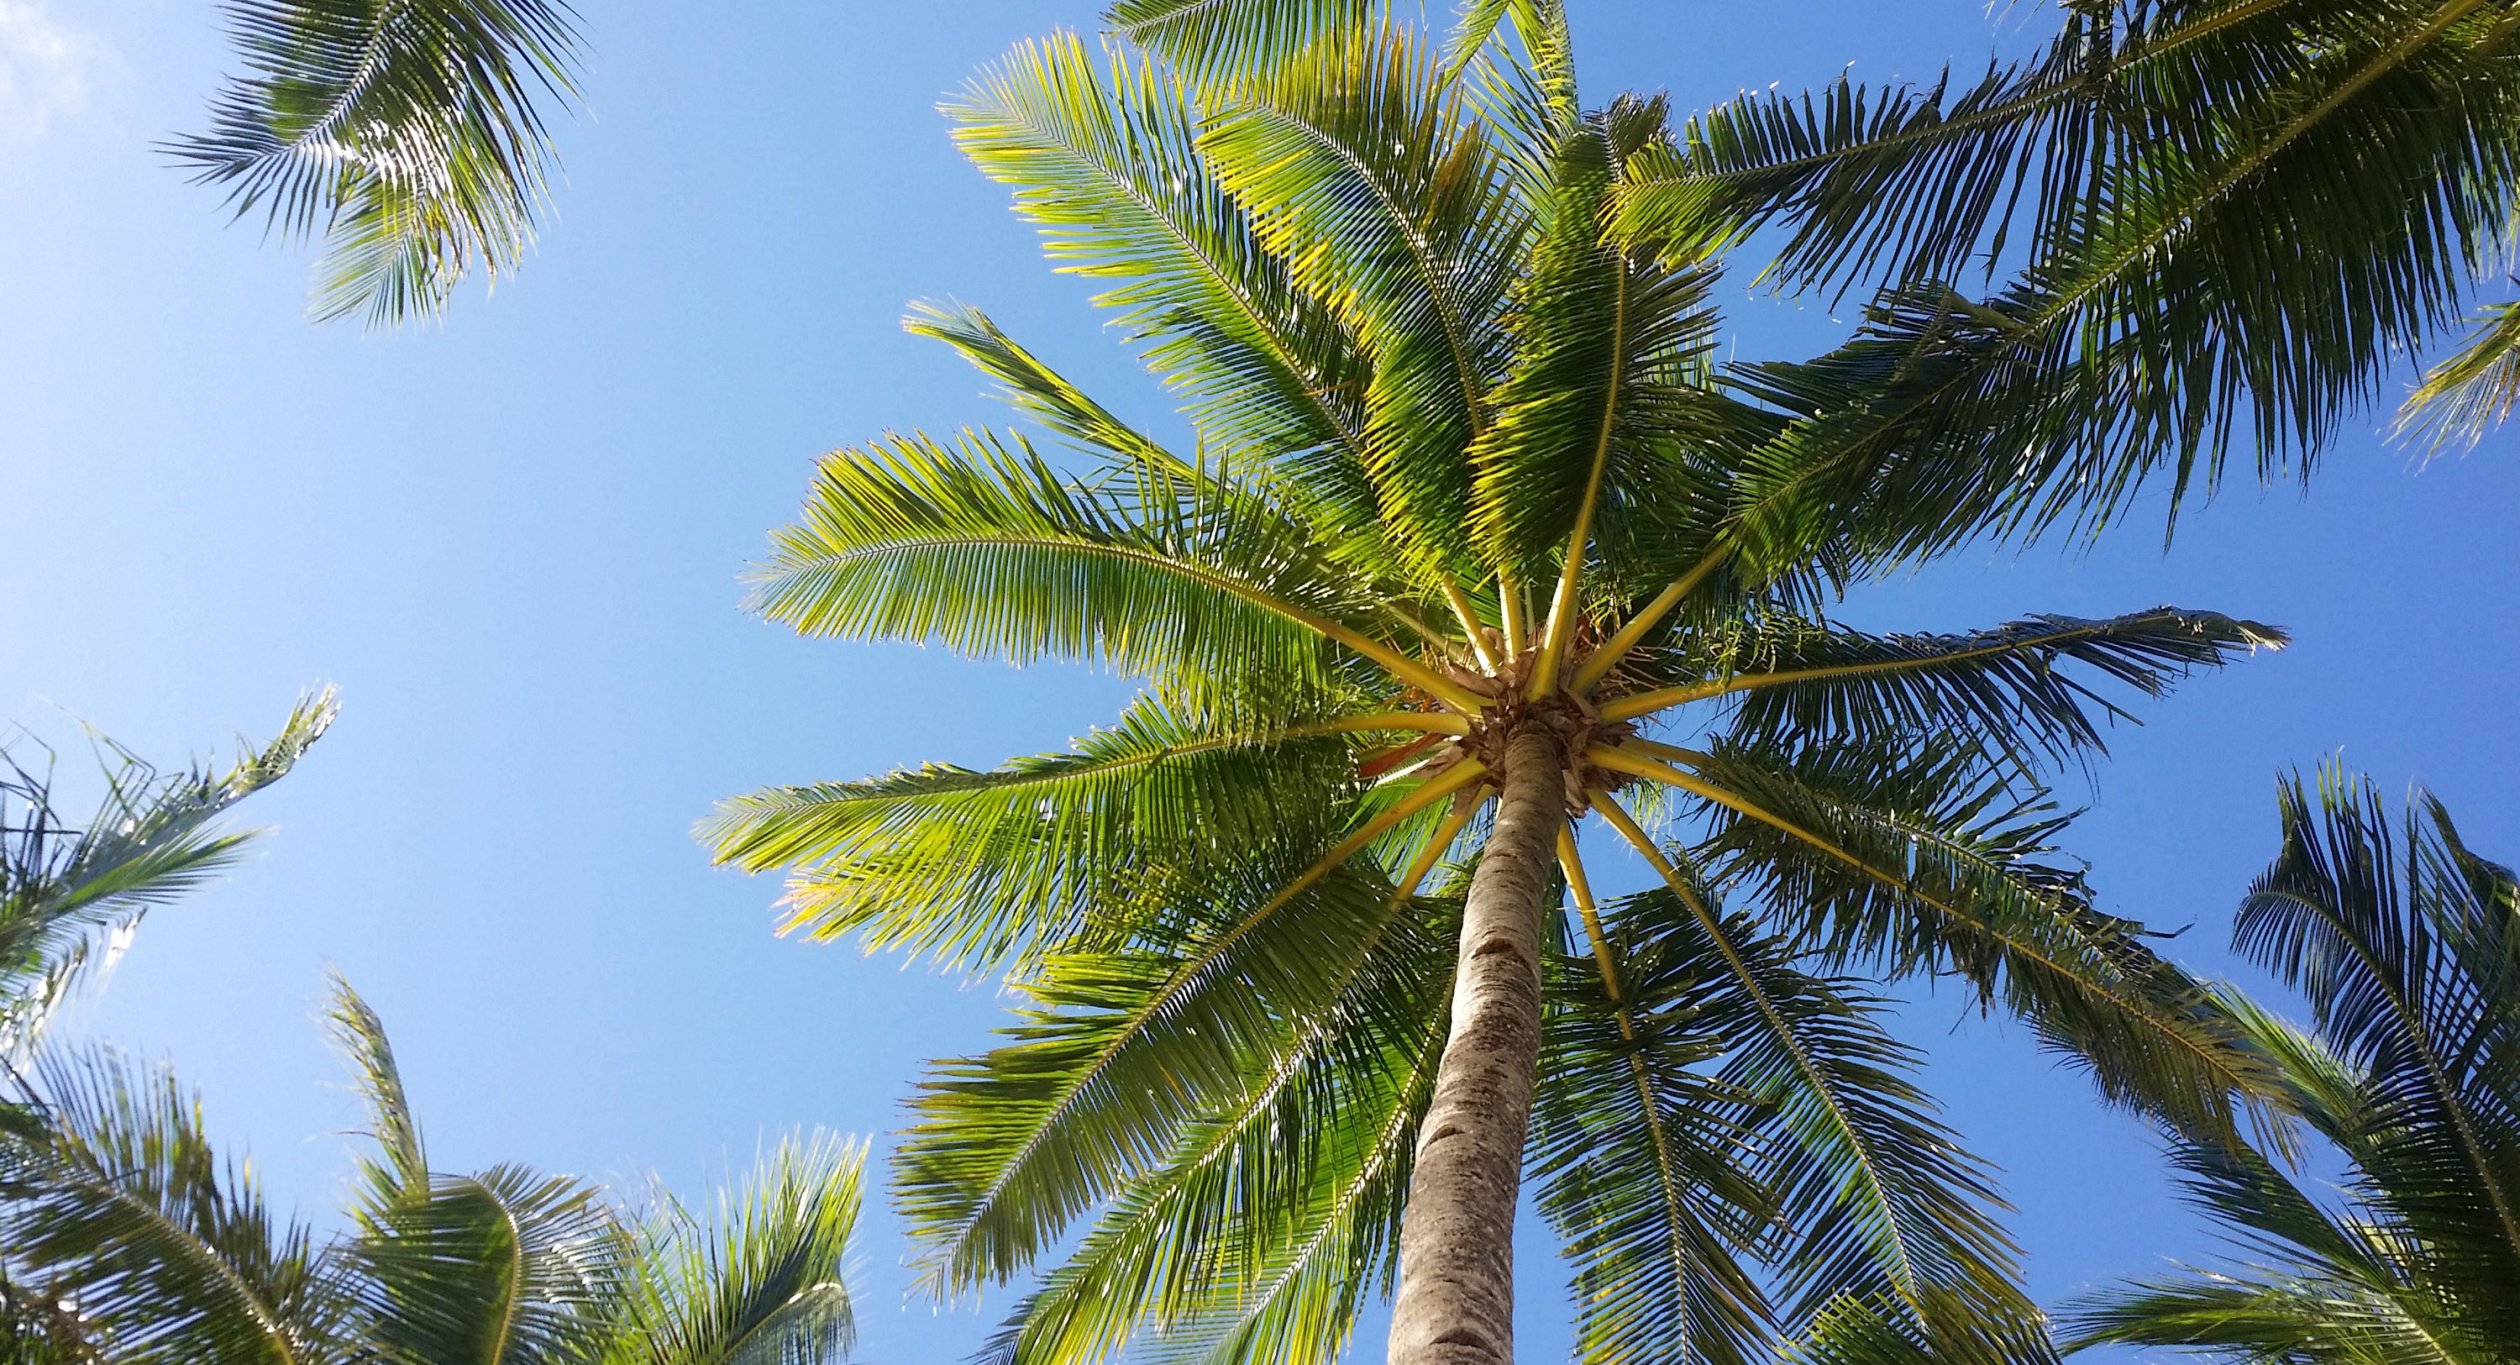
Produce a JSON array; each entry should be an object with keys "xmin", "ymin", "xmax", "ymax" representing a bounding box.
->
[
  {"xmin": 2074, "ymin": 769, "xmax": 2520, "ymax": 1363},
  {"xmin": 707, "ymin": 5, "xmax": 2296, "ymax": 1363},
  {"xmin": 169, "ymin": 0, "xmax": 585, "ymax": 327},
  {"xmin": 1, "ymin": 977, "xmax": 867, "ymax": 1365},
  {"xmin": 0, "ymin": 697, "xmax": 864, "ymax": 1365},
  {"xmin": 1612, "ymin": 0, "xmax": 2520, "ymax": 458}
]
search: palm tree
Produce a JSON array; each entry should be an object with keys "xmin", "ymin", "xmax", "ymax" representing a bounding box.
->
[
  {"xmin": 707, "ymin": 6, "xmax": 2292, "ymax": 1363},
  {"xmin": 168, "ymin": 0, "xmax": 585, "ymax": 327},
  {"xmin": 1611, "ymin": 0, "xmax": 2520, "ymax": 459},
  {"xmin": 1, "ymin": 977, "xmax": 866, "ymax": 1365},
  {"xmin": 2074, "ymin": 769, "xmax": 2520, "ymax": 1362},
  {"xmin": 0, "ymin": 698, "xmax": 863, "ymax": 1364}
]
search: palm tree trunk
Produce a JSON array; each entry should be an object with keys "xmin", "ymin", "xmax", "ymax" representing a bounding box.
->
[{"xmin": 1387, "ymin": 720, "xmax": 1566, "ymax": 1365}]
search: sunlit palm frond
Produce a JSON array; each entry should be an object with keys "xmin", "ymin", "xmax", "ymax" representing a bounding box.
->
[
  {"xmin": 982, "ymin": 897, "xmax": 1453, "ymax": 1365},
  {"xmin": 1104, "ymin": 0, "xmax": 1374, "ymax": 86},
  {"xmin": 168, "ymin": 0, "xmax": 583, "ymax": 326},
  {"xmin": 946, "ymin": 34, "xmax": 1386, "ymax": 541},
  {"xmin": 2396, "ymin": 296, "xmax": 2520, "ymax": 449},
  {"xmin": 745, "ymin": 430, "xmax": 1450, "ymax": 710},
  {"xmin": 1200, "ymin": 20, "xmax": 1523, "ymax": 576},
  {"xmin": 702, "ymin": 690, "xmax": 1410, "ymax": 972}
]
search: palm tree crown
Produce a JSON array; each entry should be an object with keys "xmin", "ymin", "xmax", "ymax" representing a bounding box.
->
[
  {"xmin": 711, "ymin": 5, "xmax": 2293, "ymax": 1363},
  {"xmin": 2077, "ymin": 770, "xmax": 2520, "ymax": 1362}
]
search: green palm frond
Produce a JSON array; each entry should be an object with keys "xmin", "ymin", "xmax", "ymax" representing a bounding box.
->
[
  {"xmin": 1678, "ymin": 739, "xmax": 2279, "ymax": 1147},
  {"xmin": 2226, "ymin": 768, "xmax": 2520, "ymax": 1323},
  {"xmin": 1627, "ymin": 0, "xmax": 2520, "ymax": 541},
  {"xmin": 1576, "ymin": 818, "xmax": 2032, "ymax": 1354},
  {"xmin": 946, "ymin": 34, "xmax": 1385, "ymax": 539},
  {"xmin": 168, "ymin": 0, "xmax": 583, "ymax": 326},
  {"xmin": 894, "ymin": 848, "xmax": 1419, "ymax": 1297},
  {"xmin": 326, "ymin": 973, "xmax": 427, "ymax": 1190},
  {"xmin": 1529, "ymin": 888, "xmax": 1781, "ymax": 1365},
  {"xmin": 1661, "ymin": 609, "xmax": 2288, "ymax": 768},
  {"xmin": 1200, "ymin": 20, "xmax": 1522, "ymax": 575},
  {"xmin": 0, "ymin": 690, "xmax": 336, "ymax": 1051},
  {"xmin": 613, "ymin": 1134, "xmax": 863, "ymax": 1365},
  {"xmin": 702, "ymin": 692, "xmax": 1387, "ymax": 971},
  {"xmin": 745, "ymin": 430, "xmax": 1444, "ymax": 709},
  {"xmin": 351, "ymin": 1163, "xmax": 632, "ymax": 1365},
  {"xmin": 985, "ymin": 897, "xmax": 1452, "ymax": 1365},
  {"xmin": 1793, "ymin": 1292, "xmax": 2062, "ymax": 1365},
  {"xmin": 1467, "ymin": 96, "xmax": 1731, "ymax": 616},
  {"xmin": 1104, "ymin": 0, "xmax": 1373, "ymax": 86},
  {"xmin": 0, "ymin": 1048, "xmax": 347, "ymax": 1364}
]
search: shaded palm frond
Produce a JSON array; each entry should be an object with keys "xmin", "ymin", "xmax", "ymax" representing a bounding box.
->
[
  {"xmin": 0, "ymin": 691, "xmax": 336, "ymax": 1052},
  {"xmin": 0, "ymin": 1048, "xmax": 347, "ymax": 1364},
  {"xmin": 169, "ymin": 0, "xmax": 584, "ymax": 326},
  {"xmin": 981, "ymin": 896, "xmax": 1454, "ymax": 1365},
  {"xmin": 1683, "ymin": 738, "xmax": 2281, "ymax": 1148}
]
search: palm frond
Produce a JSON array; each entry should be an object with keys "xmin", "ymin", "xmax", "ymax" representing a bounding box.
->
[
  {"xmin": 2232, "ymin": 767, "xmax": 2520, "ymax": 1311},
  {"xmin": 0, "ymin": 1048, "xmax": 346, "ymax": 1364},
  {"xmin": 1200, "ymin": 20, "xmax": 1523, "ymax": 578},
  {"xmin": 1632, "ymin": 0, "xmax": 2520, "ymax": 544},
  {"xmin": 2395, "ymin": 296, "xmax": 2520, "ymax": 449},
  {"xmin": 981, "ymin": 896, "xmax": 1454, "ymax": 1365},
  {"xmin": 893, "ymin": 841, "xmax": 1424, "ymax": 1297},
  {"xmin": 1610, "ymin": 608, "xmax": 2287, "ymax": 769},
  {"xmin": 1668, "ymin": 739, "xmax": 2282, "ymax": 1148},
  {"xmin": 946, "ymin": 33, "xmax": 1390, "ymax": 552},
  {"xmin": 1105, "ymin": 0, "xmax": 1374, "ymax": 86},
  {"xmin": 615, "ymin": 1133, "xmax": 863, "ymax": 1365},
  {"xmin": 1465, "ymin": 96, "xmax": 1732, "ymax": 651},
  {"xmin": 1587, "ymin": 805, "xmax": 2032, "ymax": 1346},
  {"xmin": 351, "ymin": 1163, "xmax": 632, "ymax": 1365},
  {"xmin": 702, "ymin": 692, "xmax": 1387, "ymax": 972},
  {"xmin": 744, "ymin": 429, "xmax": 1473, "ymax": 709},
  {"xmin": 0, "ymin": 690, "xmax": 336, "ymax": 1051},
  {"xmin": 168, "ymin": 0, "xmax": 583, "ymax": 326}
]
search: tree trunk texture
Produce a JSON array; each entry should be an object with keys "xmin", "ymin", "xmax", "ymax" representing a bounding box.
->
[{"xmin": 1386, "ymin": 721, "xmax": 1566, "ymax": 1365}]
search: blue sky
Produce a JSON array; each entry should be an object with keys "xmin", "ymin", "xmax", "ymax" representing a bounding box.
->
[{"xmin": 3, "ymin": 2, "xmax": 2516, "ymax": 1360}]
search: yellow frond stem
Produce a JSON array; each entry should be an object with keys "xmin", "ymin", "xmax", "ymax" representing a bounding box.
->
[
  {"xmin": 1442, "ymin": 579, "xmax": 1500, "ymax": 672},
  {"xmin": 1329, "ymin": 711, "xmax": 1473, "ymax": 738},
  {"xmin": 1624, "ymin": 738, "xmax": 1710, "ymax": 768},
  {"xmin": 1393, "ymin": 792, "xmax": 1488, "ymax": 904},
  {"xmin": 1496, "ymin": 576, "xmax": 1526, "ymax": 661},
  {"xmin": 1557, "ymin": 826, "xmax": 1628, "ymax": 1024}
]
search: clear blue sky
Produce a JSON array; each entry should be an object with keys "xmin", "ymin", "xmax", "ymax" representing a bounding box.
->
[{"xmin": 3, "ymin": 2, "xmax": 2515, "ymax": 1361}]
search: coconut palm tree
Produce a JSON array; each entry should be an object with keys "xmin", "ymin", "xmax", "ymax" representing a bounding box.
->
[
  {"xmin": 2074, "ymin": 770, "xmax": 2520, "ymax": 1362},
  {"xmin": 1612, "ymin": 0, "xmax": 2520, "ymax": 458},
  {"xmin": 0, "ymin": 976, "xmax": 866, "ymax": 1365},
  {"xmin": 0, "ymin": 699, "xmax": 863, "ymax": 1364},
  {"xmin": 0, "ymin": 694, "xmax": 335, "ymax": 1360},
  {"xmin": 707, "ymin": 6, "xmax": 2294, "ymax": 1364},
  {"xmin": 169, "ymin": 0, "xmax": 585, "ymax": 327}
]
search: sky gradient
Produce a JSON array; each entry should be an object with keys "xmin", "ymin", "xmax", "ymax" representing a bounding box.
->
[{"xmin": 4, "ymin": 3, "xmax": 2516, "ymax": 1361}]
